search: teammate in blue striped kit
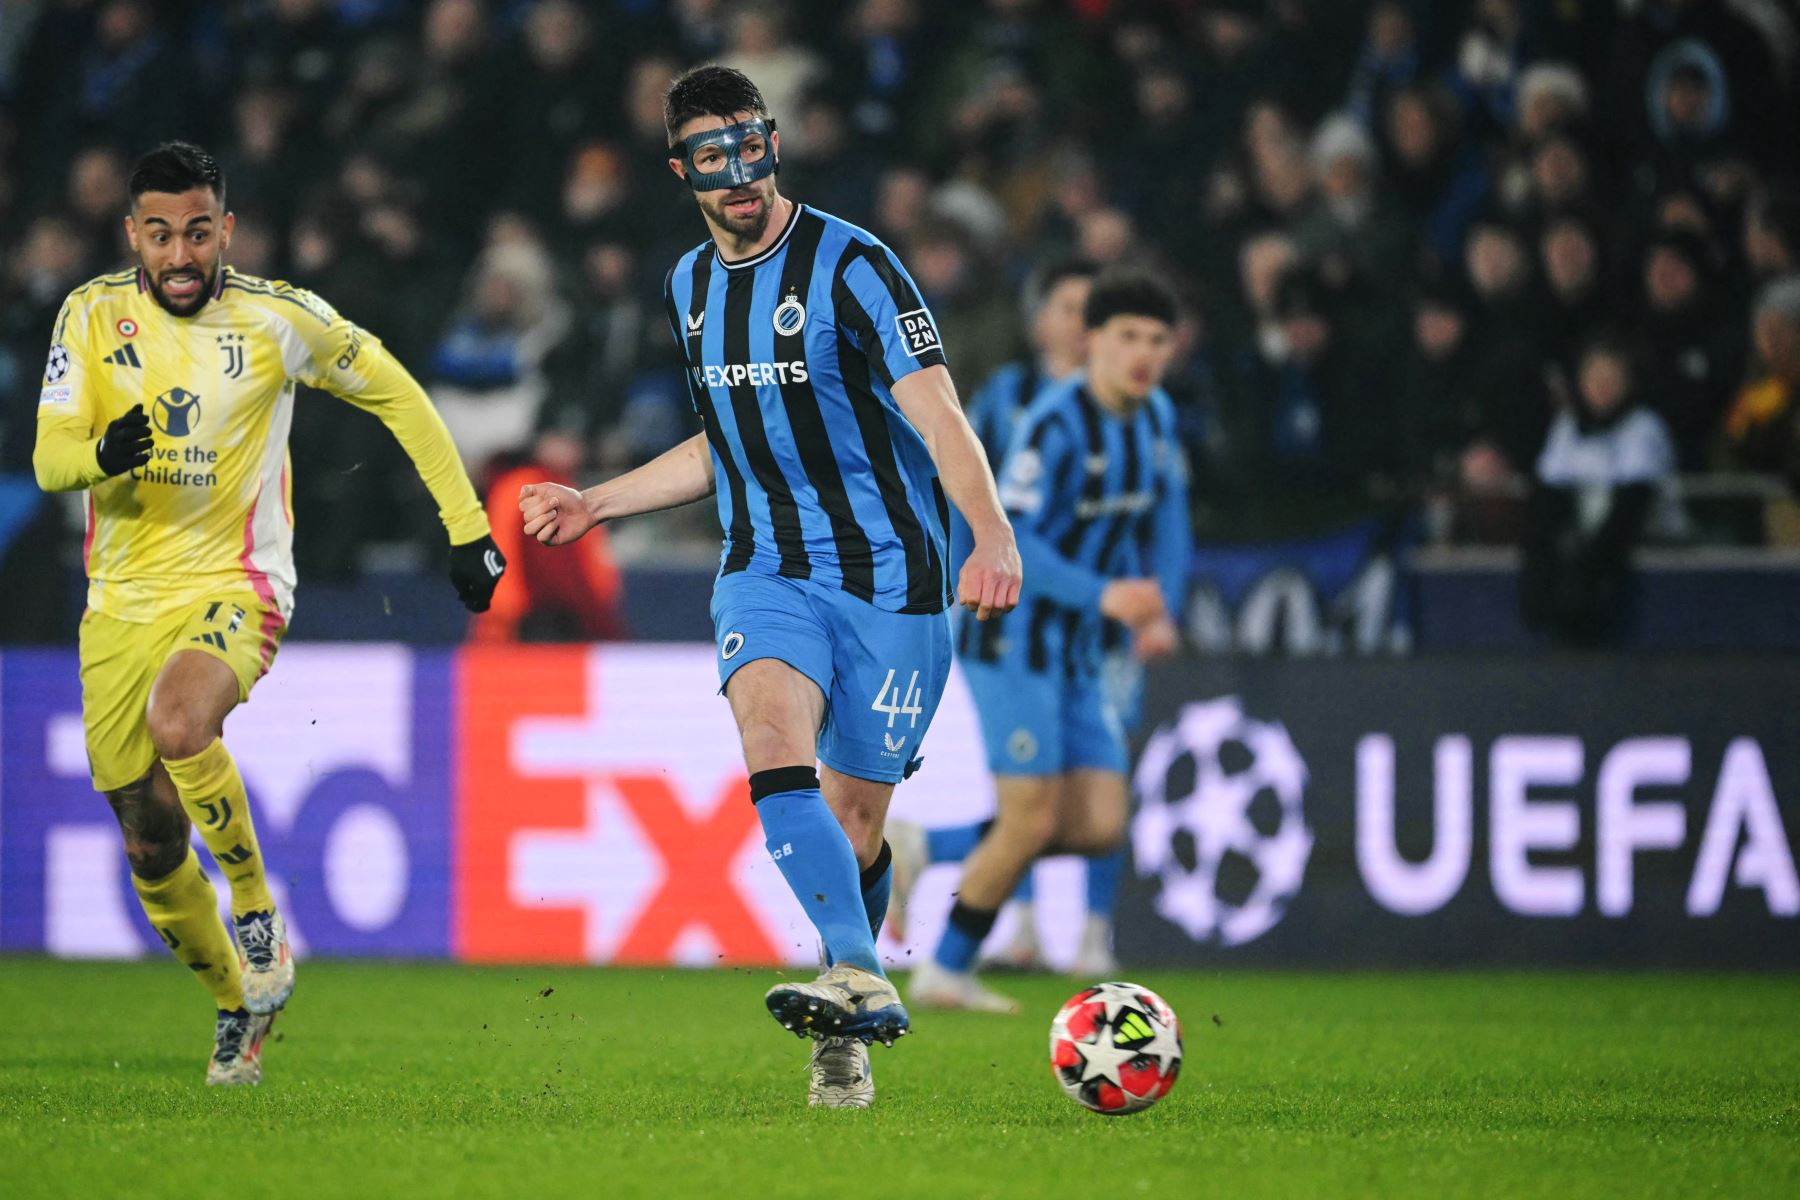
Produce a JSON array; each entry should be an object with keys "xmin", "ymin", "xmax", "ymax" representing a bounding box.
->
[
  {"xmin": 928, "ymin": 258, "xmax": 1128, "ymax": 974},
  {"xmin": 900, "ymin": 273, "xmax": 1191, "ymax": 1013},
  {"xmin": 518, "ymin": 67, "xmax": 1021, "ymax": 1108}
]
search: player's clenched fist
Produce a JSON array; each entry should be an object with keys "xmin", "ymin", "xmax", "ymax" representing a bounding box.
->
[
  {"xmin": 957, "ymin": 532, "xmax": 1023, "ymax": 622},
  {"xmin": 519, "ymin": 481, "xmax": 596, "ymax": 546}
]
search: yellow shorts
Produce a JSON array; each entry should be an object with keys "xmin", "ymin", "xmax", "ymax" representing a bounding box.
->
[{"xmin": 78, "ymin": 592, "xmax": 287, "ymax": 792}]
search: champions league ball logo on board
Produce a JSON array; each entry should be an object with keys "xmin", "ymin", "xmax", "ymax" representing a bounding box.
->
[{"xmin": 1131, "ymin": 697, "xmax": 1313, "ymax": 946}]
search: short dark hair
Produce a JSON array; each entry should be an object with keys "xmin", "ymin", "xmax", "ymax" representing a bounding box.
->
[
  {"xmin": 1023, "ymin": 257, "xmax": 1099, "ymax": 316},
  {"xmin": 663, "ymin": 65, "xmax": 771, "ymax": 148},
  {"xmin": 129, "ymin": 141, "xmax": 226, "ymax": 206},
  {"xmin": 1083, "ymin": 270, "xmax": 1178, "ymax": 329}
]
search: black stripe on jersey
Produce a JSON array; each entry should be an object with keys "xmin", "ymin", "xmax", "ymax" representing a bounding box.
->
[
  {"xmin": 1057, "ymin": 391, "xmax": 1107, "ymax": 558},
  {"xmin": 974, "ymin": 607, "xmax": 1007, "ymax": 664},
  {"xmin": 855, "ymin": 243, "xmax": 947, "ymax": 370},
  {"xmin": 1059, "ymin": 606, "xmax": 1085, "ymax": 681},
  {"xmin": 1016, "ymin": 363, "xmax": 1040, "ymax": 420},
  {"xmin": 1092, "ymin": 408, "xmax": 1145, "ymax": 574},
  {"xmin": 931, "ymin": 478, "xmax": 953, "ymax": 609},
  {"xmin": 1025, "ymin": 599, "xmax": 1056, "ymax": 674},
  {"xmin": 725, "ymin": 269, "xmax": 810, "ymax": 578},
  {"xmin": 1131, "ymin": 402, "xmax": 1168, "ymax": 579},
  {"xmin": 775, "ymin": 212, "xmax": 873, "ymax": 595},
  {"xmin": 833, "ymin": 245, "xmax": 942, "ymax": 612},
  {"xmin": 677, "ymin": 250, "xmax": 756, "ymax": 573}
]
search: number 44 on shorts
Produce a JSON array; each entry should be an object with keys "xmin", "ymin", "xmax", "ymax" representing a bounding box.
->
[{"xmin": 870, "ymin": 667, "xmax": 924, "ymax": 729}]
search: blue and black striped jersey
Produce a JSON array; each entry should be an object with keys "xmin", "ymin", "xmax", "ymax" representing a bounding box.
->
[
  {"xmin": 664, "ymin": 204, "xmax": 953, "ymax": 614},
  {"xmin": 962, "ymin": 376, "xmax": 1192, "ymax": 678},
  {"xmin": 966, "ymin": 359, "xmax": 1051, "ymax": 470}
]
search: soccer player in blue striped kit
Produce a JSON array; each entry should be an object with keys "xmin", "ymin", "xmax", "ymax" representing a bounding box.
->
[
  {"xmin": 518, "ymin": 67, "xmax": 1021, "ymax": 1108},
  {"xmin": 896, "ymin": 273, "xmax": 1192, "ymax": 1013}
]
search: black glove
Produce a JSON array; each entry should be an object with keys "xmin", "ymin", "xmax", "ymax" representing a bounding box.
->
[
  {"xmin": 95, "ymin": 405, "xmax": 153, "ymax": 476},
  {"xmin": 448, "ymin": 533, "xmax": 506, "ymax": 613}
]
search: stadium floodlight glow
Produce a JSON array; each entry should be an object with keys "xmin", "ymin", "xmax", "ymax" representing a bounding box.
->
[{"xmin": 677, "ymin": 118, "xmax": 779, "ymax": 191}]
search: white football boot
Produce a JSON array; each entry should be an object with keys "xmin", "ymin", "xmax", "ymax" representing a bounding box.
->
[
  {"xmin": 233, "ymin": 908, "xmax": 295, "ymax": 1015},
  {"xmin": 766, "ymin": 963, "xmax": 911, "ymax": 1046},
  {"xmin": 883, "ymin": 819, "xmax": 928, "ymax": 943},
  {"xmin": 906, "ymin": 958, "xmax": 1022, "ymax": 1015},
  {"xmin": 807, "ymin": 1037, "xmax": 874, "ymax": 1109},
  {"xmin": 1070, "ymin": 914, "xmax": 1121, "ymax": 979},
  {"xmin": 979, "ymin": 902, "xmax": 1050, "ymax": 972},
  {"xmin": 206, "ymin": 1007, "xmax": 274, "ymax": 1086}
]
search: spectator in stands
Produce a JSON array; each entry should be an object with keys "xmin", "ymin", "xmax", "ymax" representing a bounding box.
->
[
  {"xmin": 1640, "ymin": 230, "xmax": 1742, "ymax": 470},
  {"xmin": 1522, "ymin": 334, "xmax": 1680, "ymax": 644},
  {"xmin": 475, "ymin": 431, "xmax": 626, "ymax": 643},
  {"xmin": 1538, "ymin": 214, "xmax": 1607, "ymax": 383},
  {"xmin": 720, "ymin": 3, "xmax": 823, "ymax": 133},
  {"xmin": 1462, "ymin": 217, "xmax": 1553, "ymax": 484},
  {"xmin": 1381, "ymin": 82, "xmax": 1491, "ymax": 270},
  {"xmin": 1295, "ymin": 113, "xmax": 1413, "ymax": 301},
  {"xmin": 1720, "ymin": 275, "xmax": 1800, "ymax": 487},
  {"xmin": 498, "ymin": 0, "xmax": 615, "ymax": 221},
  {"xmin": 1514, "ymin": 61, "xmax": 1590, "ymax": 142},
  {"xmin": 64, "ymin": 146, "xmax": 128, "ymax": 275},
  {"xmin": 1744, "ymin": 187, "xmax": 1800, "ymax": 283},
  {"xmin": 1235, "ymin": 266, "xmax": 1399, "ymax": 509},
  {"xmin": 1344, "ymin": 1, "xmax": 1422, "ymax": 128},
  {"xmin": 430, "ymin": 231, "xmax": 570, "ymax": 470},
  {"xmin": 1399, "ymin": 279, "xmax": 1481, "ymax": 491},
  {"xmin": 542, "ymin": 240, "xmax": 656, "ymax": 455}
]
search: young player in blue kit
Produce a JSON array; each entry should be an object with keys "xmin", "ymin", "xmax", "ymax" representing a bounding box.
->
[
  {"xmin": 896, "ymin": 273, "xmax": 1191, "ymax": 1013},
  {"xmin": 919, "ymin": 259, "xmax": 1134, "ymax": 975},
  {"xmin": 518, "ymin": 67, "xmax": 1021, "ymax": 1108}
]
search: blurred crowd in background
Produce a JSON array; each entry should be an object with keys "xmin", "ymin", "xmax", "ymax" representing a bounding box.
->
[{"xmin": 3, "ymin": 0, "xmax": 1799, "ymax": 591}]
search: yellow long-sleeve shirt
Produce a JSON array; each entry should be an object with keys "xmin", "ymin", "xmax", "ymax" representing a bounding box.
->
[{"xmin": 34, "ymin": 265, "xmax": 488, "ymax": 622}]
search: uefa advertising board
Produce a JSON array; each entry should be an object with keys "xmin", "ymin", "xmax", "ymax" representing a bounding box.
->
[
  {"xmin": 1120, "ymin": 657, "xmax": 1798, "ymax": 967},
  {"xmin": 1, "ymin": 647, "xmax": 1793, "ymax": 967}
]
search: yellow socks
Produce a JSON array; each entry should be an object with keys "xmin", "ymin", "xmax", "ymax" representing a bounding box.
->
[
  {"xmin": 132, "ymin": 848, "xmax": 244, "ymax": 1011},
  {"xmin": 163, "ymin": 738, "xmax": 274, "ymax": 917}
]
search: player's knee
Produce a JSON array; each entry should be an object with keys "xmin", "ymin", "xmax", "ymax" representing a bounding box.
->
[
  {"xmin": 737, "ymin": 717, "xmax": 810, "ymax": 775},
  {"xmin": 145, "ymin": 697, "xmax": 217, "ymax": 761},
  {"xmin": 105, "ymin": 782, "xmax": 190, "ymax": 880},
  {"xmin": 995, "ymin": 798, "xmax": 1058, "ymax": 855}
]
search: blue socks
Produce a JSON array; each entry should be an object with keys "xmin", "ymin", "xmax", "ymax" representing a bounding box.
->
[
  {"xmin": 751, "ymin": 767, "xmax": 882, "ymax": 975},
  {"xmin": 1085, "ymin": 846, "xmax": 1124, "ymax": 919},
  {"xmin": 933, "ymin": 901, "xmax": 998, "ymax": 973}
]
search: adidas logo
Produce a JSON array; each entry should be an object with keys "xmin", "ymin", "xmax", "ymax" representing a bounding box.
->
[
  {"xmin": 189, "ymin": 631, "xmax": 226, "ymax": 651},
  {"xmin": 103, "ymin": 344, "xmax": 142, "ymax": 367}
]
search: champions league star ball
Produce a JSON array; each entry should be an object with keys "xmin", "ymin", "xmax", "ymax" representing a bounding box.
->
[{"xmin": 1049, "ymin": 982, "xmax": 1183, "ymax": 1115}]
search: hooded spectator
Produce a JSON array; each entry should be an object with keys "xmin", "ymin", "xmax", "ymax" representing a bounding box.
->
[
  {"xmin": 1294, "ymin": 112, "xmax": 1413, "ymax": 299},
  {"xmin": 430, "ymin": 231, "xmax": 571, "ymax": 469}
]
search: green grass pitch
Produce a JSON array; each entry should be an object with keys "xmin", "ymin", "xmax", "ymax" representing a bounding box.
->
[{"xmin": 0, "ymin": 960, "xmax": 1794, "ymax": 1199}]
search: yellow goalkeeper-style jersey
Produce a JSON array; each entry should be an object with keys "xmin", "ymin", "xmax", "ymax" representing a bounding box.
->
[{"xmin": 34, "ymin": 265, "xmax": 488, "ymax": 623}]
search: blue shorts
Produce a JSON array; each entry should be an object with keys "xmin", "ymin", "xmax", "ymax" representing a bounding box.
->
[
  {"xmin": 961, "ymin": 661, "xmax": 1127, "ymax": 777},
  {"xmin": 711, "ymin": 573, "xmax": 953, "ymax": 784}
]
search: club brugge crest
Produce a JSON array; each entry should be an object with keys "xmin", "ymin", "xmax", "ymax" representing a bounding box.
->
[
  {"xmin": 153, "ymin": 387, "xmax": 202, "ymax": 437},
  {"xmin": 772, "ymin": 293, "xmax": 806, "ymax": 336}
]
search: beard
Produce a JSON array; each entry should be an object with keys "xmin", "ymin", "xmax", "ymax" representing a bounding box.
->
[
  {"xmin": 147, "ymin": 263, "xmax": 217, "ymax": 317},
  {"xmin": 701, "ymin": 184, "xmax": 775, "ymax": 243}
]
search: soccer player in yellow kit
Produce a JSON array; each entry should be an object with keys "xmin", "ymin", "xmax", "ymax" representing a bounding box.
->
[{"xmin": 33, "ymin": 142, "xmax": 507, "ymax": 1085}]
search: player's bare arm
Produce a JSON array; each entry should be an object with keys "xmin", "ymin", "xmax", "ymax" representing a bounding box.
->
[
  {"xmin": 892, "ymin": 364, "xmax": 1023, "ymax": 621},
  {"xmin": 521, "ymin": 431, "xmax": 715, "ymax": 546}
]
